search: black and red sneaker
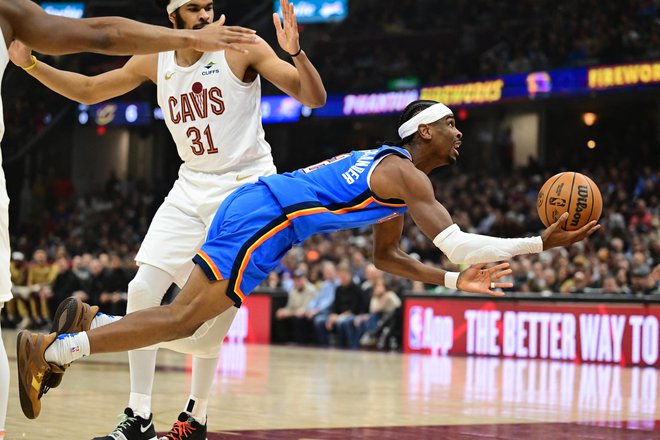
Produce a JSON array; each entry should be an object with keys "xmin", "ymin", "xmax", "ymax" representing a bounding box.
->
[{"xmin": 159, "ymin": 412, "xmax": 207, "ymax": 440}]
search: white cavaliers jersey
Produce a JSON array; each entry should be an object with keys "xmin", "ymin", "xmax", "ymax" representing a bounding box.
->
[
  {"xmin": 157, "ymin": 50, "xmax": 273, "ymax": 174},
  {"xmin": 0, "ymin": 37, "xmax": 11, "ymax": 303}
]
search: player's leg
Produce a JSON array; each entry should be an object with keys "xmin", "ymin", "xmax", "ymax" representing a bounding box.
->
[
  {"xmin": 93, "ymin": 177, "xmax": 207, "ymax": 440},
  {"xmin": 125, "ymin": 264, "xmax": 175, "ymax": 425},
  {"xmin": 18, "ymin": 182, "xmax": 290, "ymax": 421},
  {"xmin": 42, "ymin": 267, "xmax": 234, "ymax": 359},
  {"xmin": 0, "ymin": 303, "xmax": 8, "ymax": 440},
  {"xmin": 158, "ymin": 306, "xmax": 238, "ymax": 436},
  {"xmin": 17, "ymin": 267, "xmax": 234, "ymax": 420}
]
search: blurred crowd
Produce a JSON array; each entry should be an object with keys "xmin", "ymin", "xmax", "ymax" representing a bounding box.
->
[
  {"xmin": 304, "ymin": 0, "xmax": 660, "ymax": 92},
  {"xmin": 3, "ymin": 160, "xmax": 658, "ymax": 350}
]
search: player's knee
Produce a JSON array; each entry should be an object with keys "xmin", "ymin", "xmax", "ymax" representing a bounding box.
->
[
  {"xmin": 168, "ymin": 303, "xmax": 206, "ymax": 339},
  {"xmin": 126, "ymin": 279, "xmax": 164, "ymax": 314}
]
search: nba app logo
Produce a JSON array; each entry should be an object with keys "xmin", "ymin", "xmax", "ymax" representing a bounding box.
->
[
  {"xmin": 409, "ymin": 306, "xmax": 424, "ymax": 349},
  {"xmin": 408, "ymin": 306, "xmax": 455, "ymax": 355}
]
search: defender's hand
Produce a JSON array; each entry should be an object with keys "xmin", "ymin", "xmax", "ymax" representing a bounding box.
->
[
  {"xmin": 273, "ymin": 0, "xmax": 301, "ymax": 56},
  {"xmin": 456, "ymin": 263, "xmax": 513, "ymax": 296},
  {"xmin": 9, "ymin": 40, "xmax": 34, "ymax": 68},
  {"xmin": 541, "ymin": 212, "xmax": 601, "ymax": 250},
  {"xmin": 190, "ymin": 15, "xmax": 257, "ymax": 53}
]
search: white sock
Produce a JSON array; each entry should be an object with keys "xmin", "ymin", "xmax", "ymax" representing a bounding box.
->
[
  {"xmin": 128, "ymin": 349, "xmax": 157, "ymax": 419},
  {"xmin": 44, "ymin": 332, "xmax": 90, "ymax": 365},
  {"xmin": 185, "ymin": 395, "xmax": 208, "ymax": 425},
  {"xmin": 128, "ymin": 392, "xmax": 152, "ymax": 420},
  {"xmin": 0, "ymin": 319, "xmax": 9, "ymax": 437},
  {"xmin": 186, "ymin": 356, "xmax": 217, "ymax": 425},
  {"xmin": 91, "ymin": 312, "xmax": 121, "ymax": 330}
]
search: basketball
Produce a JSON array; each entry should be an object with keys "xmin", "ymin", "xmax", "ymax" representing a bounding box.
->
[{"xmin": 537, "ymin": 172, "xmax": 603, "ymax": 230}]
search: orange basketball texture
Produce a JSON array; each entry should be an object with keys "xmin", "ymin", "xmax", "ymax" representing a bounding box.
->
[{"xmin": 536, "ymin": 172, "xmax": 603, "ymax": 230}]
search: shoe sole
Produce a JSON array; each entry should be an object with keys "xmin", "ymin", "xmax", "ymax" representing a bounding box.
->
[
  {"xmin": 51, "ymin": 297, "xmax": 83, "ymax": 336},
  {"xmin": 17, "ymin": 331, "xmax": 45, "ymax": 419},
  {"xmin": 45, "ymin": 298, "xmax": 98, "ymax": 390},
  {"xmin": 16, "ymin": 331, "xmax": 37, "ymax": 419}
]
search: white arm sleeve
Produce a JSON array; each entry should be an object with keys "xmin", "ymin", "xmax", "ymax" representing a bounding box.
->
[{"xmin": 433, "ymin": 224, "xmax": 544, "ymax": 264}]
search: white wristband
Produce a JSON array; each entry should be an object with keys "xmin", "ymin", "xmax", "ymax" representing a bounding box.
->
[{"xmin": 444, "ymin": 272, "xmax": 460, "ymax": 290}]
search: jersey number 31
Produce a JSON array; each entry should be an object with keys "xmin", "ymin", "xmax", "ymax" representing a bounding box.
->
[{"xmin": 187, "ymin": 125, "xmax": 218, "ymax": 156}]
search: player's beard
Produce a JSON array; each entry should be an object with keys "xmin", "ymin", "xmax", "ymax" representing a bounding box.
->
[{"xmin": 172, "ymin": 11, "xmax": 210, "ymax": 30}]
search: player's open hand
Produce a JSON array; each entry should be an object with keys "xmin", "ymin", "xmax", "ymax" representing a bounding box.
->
[
  {"xmin": 9, "ymin": 40, "xmax": 34, "ymax": 68},
  {"xmin": 456, "ymin": 263, "xmax": 513, "ymax": 296},
  {"xmin": 191, "ymin": 14, "xmax": 257, "ymax": 53},
  {"xmin": 273, "ymin": 0, "xmax": 301, "ymax": 56},
  {"xmin": 541, "ymin": 212, "xmax": 601, "ymax": 250}
]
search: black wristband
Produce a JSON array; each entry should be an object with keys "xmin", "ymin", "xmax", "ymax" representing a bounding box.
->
[{"xmin": 289, "ymin": 47, "xmax": 302, "ymax": 57}]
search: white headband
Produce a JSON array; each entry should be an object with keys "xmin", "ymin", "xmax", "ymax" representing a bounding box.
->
[
  {"xmin": 397, "ymin": 103, "xmax": 453, "ymax": 139},
  {"xmin": 167, "ymin": 0, "xmax": 193, "ymax": 14}
]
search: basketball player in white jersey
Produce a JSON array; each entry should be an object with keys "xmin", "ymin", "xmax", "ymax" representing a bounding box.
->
[
  {"xmin": 0, "ymin": 1, "xmax": 259, "ymax": 439},
  {"xmin": 11, "ymin": 0, "xmax": 325, "ymax": 438}
]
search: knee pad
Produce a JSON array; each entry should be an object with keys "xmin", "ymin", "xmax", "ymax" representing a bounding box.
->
[
  {"xmin": 160, "ymin": 307, "xmax": 238, "ymax": 358},
  {"xmin": 126, "ymin": 279, "xmax": 165, "ymax": 314}
]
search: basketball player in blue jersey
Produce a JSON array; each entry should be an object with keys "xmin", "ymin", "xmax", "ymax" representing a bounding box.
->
[
  {"xmin": 0, "ymin": 2, "xmax": 258, "ymax": 439},
  {"xmin": 17, "ymin": 100, "xmax": 600, "ymax": 430},
  {"xmin": 10, "ymin": 1, "xmax": 325, "ymax": 438}
]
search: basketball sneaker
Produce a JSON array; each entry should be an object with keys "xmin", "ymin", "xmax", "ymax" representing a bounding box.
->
[
  {"xmin": 159, "ymin": 412, "xmax": 207, "ymax": 440},
  {"xmin": 93, "ymin": 408, "xmax": 157, "ymax": 440},
  {"xmin": 44, "ymin": 297, "xmax": 99, "ymax": 391},
  {"xmin": 16, "ymin": 331, "xmax": 64, "ymax": 419}
]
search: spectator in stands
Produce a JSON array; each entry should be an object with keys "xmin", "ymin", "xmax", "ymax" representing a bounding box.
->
[
  {"xmin": 322, "ymin": 264, "xmax": 364, "ymax": 347},
  {"xmin": 99, "ymin": 253, "xmax": 129, "ymax": 316},
  {"xmin": 27, "ymin": 249, "xmax": 58, "ymax": 327},
  {"xmin": 351, "ymin": 278, "xmax": 402, "ymax": 349},
  {"xmin": 560, "ymin": 270, "xmax": 590, "ymax": 294},
  {"xmin": 631, "ymin": 266, "xmax": 655, "ymax": 295},
  {"xmin": 630, "ymin": 199, "xmax": 654, "ymax": 234},
  {"xmin": 264, "ymin": 271, "xmax": 281, "ymax": 289},
  {"xmin": 51, "ymin": 256, "xmax": 85, "ymax": 311},
  {"xmin": 306, "ymin": 261, "xmax": 338, "ymax": 345},
  {"xmin": 6, "ymin": 252, "xmax": 29, "ymax": 329},
  {"xmin": 274, "ymin": 270, "xmax": 318, "ymax": 343},
  {"xmin": 601, "ymin": 275, "xmax": 623, "ymax": 295}
]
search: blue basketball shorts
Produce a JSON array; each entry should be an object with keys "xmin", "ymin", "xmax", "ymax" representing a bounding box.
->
[{"xmin": 192, "ymin": 182, "xmax": 296, "ymax": 306}]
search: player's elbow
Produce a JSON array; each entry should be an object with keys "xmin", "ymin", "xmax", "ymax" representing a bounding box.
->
[
  {"xmin": 373, "ymin": 251, "xmax": 395, "ymax": 272},
  {"xmin": 77, "ymin": 94, "xmax": 97, "ymax": 106},
  {"xmin": 305, "ymin": 92, "xmax": 327, "ymax": 109}
]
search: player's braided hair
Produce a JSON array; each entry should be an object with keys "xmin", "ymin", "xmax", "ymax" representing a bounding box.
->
[{"xmin": 379, "ymin": 100, "xmax": 438, "ymax": 147}]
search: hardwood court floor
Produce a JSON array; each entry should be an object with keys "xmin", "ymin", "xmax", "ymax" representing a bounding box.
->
[{"xmin": 3, "ymin": 329, "xmax": 660, "ymax": 439}]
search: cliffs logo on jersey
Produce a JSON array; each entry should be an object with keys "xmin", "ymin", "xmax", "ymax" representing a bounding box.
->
[
  {"xmin": 202, "ymin": 61, "xmax": 220, "ymax": 76},
  {"xmin": 168, "ymin": 82, "xmax": 225, "ymax": 124}
]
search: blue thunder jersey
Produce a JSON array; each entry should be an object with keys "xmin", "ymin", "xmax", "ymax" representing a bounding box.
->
[
  {"xmin": 260, "ymin": 145, "xmax": 411, "ymax": 243},
  {"xmin": 194, "ymin": 145, "xmax": 412, "ymax": 306}
]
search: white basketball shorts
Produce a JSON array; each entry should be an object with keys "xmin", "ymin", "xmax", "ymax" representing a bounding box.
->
[{"xmin": 135, "ymin": 160, "xmax": 277, "ymax": 287}]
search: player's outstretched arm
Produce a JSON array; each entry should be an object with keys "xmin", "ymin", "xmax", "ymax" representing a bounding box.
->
[
  {"xmin": 10, "ymin": 41, "xmax": 151, "ymax": 105},
  {"xmin": 372, "ymin": 218, "xmax": 512, "ymax": 296},
  {"xmin": 240, "ymin": 0, "xmax": 326, "ymax": 108},
  {"xmin": 8, "ymin": 0, "xmax": 257, "ymax": 56},
  {"xmin": 370, "ymin": 155, "xmax": 600, "ymax": 265}
]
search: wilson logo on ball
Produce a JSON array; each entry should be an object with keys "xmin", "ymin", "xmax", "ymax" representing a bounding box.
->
[{"xmin": 569, "ymin": 185, "xmax": 590, "ymax": 227}]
